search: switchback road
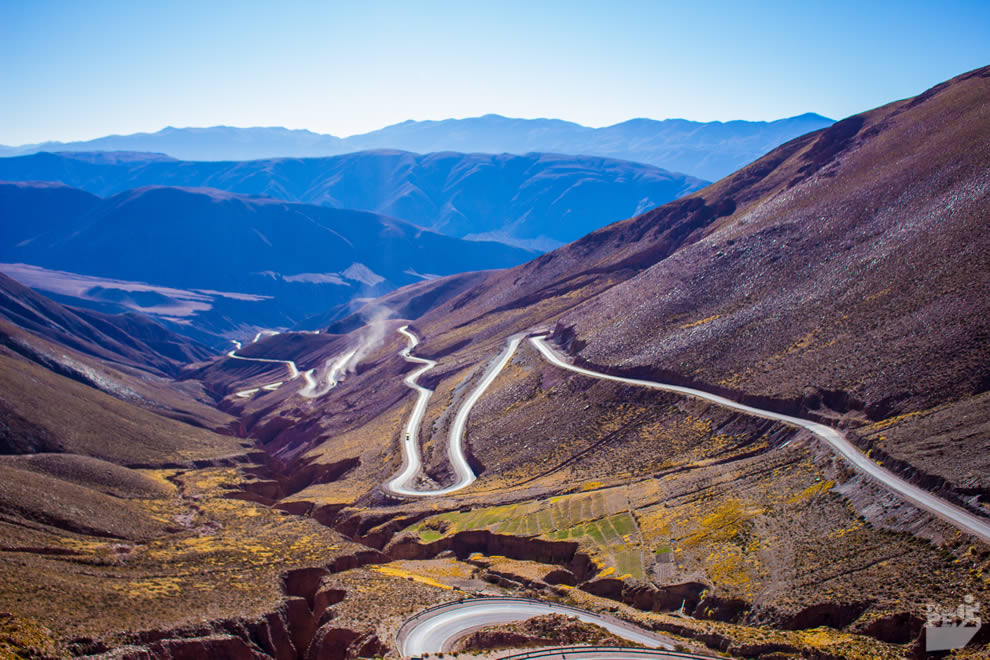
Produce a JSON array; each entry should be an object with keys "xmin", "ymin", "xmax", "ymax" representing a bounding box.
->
[{"xmin": 386, "ymin": 326, "xmax": 522, "ymax": 496}]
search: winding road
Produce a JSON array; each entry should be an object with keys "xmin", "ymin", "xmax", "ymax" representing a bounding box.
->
[
  {"xmin": 222, "ymin": 324, "xmax": 989, "ymax": 655},
  {"xmin": 529, "ymin": 336, "xmax": 990, "ymax": 544},
  {"xmin": 226, "ymin": 332, "xmax": 300, "ymax": 398},
  {"xmin": 397, "ymin": 597, "xmax": 675, "ymax": 655},
  {"xmin": 386, "ymin": 326, "xmax": 523, "ymax": 496},
  {"xmin": 383, "ymin": 327, "xmax": 990, "ymax": 542},
  {"xmin": 227, "ymin": 329, "xmax": 356, "ymax": 400},
  {"xmin": 228, "ymin": 323, "xmax": 990, "ymax": 543},
  {"xmin": 389, "ymin": 330, "xmax": 989, "ymax": 658}
]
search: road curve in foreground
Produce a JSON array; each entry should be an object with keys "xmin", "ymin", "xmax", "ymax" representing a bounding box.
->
[
  {"xmin": 396, "ymin": 597, "xmax": 711, "ymax": 656},
  {"xmin": 387, "ymin": 327, "xmax": 523, "ymax": 497},
  {"xmin": 530, "ymin": 336, "xmax": 990, "ymax": 544}
]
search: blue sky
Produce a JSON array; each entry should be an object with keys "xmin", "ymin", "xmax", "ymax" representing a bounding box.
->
[{"xmin": 1, "ymin": 0, "xmax": 988, "ymax": 144}]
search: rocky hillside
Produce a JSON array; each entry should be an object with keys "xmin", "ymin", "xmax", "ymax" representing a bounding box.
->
[
  {"xmin": 192, "ymin": 67, "xmax": 990, "ymax": 657},
  {"xmin": 399, "ymin": 65, "xmax": 990, "ymax": 498}
]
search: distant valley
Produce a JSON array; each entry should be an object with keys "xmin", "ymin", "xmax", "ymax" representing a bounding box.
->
[
  {"xmin": 0, "ymin": 181, "xmax": 535, "ymax": 342},
  {"xmin": 0, "ymin": 150, "xmax": 708, "ymax": 250}
]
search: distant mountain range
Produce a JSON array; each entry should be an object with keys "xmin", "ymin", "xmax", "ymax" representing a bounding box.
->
[
  {"xmin": 0, "ymin": 150, "xmax": 707, "ymax": 250},
  {"xmin": 0, "ymin": 113, "xmax": 834, "ymax": 181},
  {"xmin": 0, "ymin": 181, "xmax": 535, "ymax": 341}
]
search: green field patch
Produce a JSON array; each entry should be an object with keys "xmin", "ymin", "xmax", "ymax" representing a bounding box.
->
[
  {"xmin": 400, "ymin": 489, "xmax": 648, "ymax": 580},
  {"xmin": 599, "ymin": 517, "xmax": 623, "ymax": 544},
  {"xmin": 501, "ymin": 517, "xmax": 522, "ymax": 535},
  {"xmin": 586, "ymin": 522, "xmax": 606, "ymax": 544},
  {"xmin": 612, "ymin": 512, "xmax": 637, "ymax": 536},
  {"xmin": 538, "ymin": 508, "xmax": 555, "ymax": 533},
  {"xmin": 615, "ymin": 549, "xmax": 645, "ymax": 580},
  {"xmin": 576, "ymin": 497, "xmax": 590, "ymax": 522},
  {"xmin": 419, "ymin": 530, "xmax": 444, "ymax": 543},
  {"xmin": 476, "ymin": 505, "xmax": 516, "ymax": 528},
  {"xmin": 590, "ymin": 492, "xmax": 606, "ymax": 520}
]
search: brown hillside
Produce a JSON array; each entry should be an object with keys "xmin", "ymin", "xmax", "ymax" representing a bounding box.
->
[{"xmin": 203, "ymin": 68, "xmax": 990, "ymax": 658}]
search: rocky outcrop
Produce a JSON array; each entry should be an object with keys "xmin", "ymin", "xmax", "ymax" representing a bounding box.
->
[
  {"xmin": 305, "ymin": 628, "xmax": 387, "ymax": 660},
  {"xmin": 282, "ymin": 458, "xmax": 360, "ymax": 497},
  {"xmin": 283, "ymin": 567, "xmax": 330, "ymax": 609},
  {"xmin": 82, "ymin": 559, "xmax": 384, "ymax": 659},
  {"xmin": 543, "ymin": 568, "xmax": 577, "ymax": 585},
  {"xmin": 328, "ymin": 549, "xmax": 390, "ymax": 573},
  {"xmin": 619, "ymin": 581, "xmax": 709, "ymax": 614},
  {"xmin": 783, "ymin": 601, "xmax": 870, "ymax": 631},
  {"xmin": 330, "ymin": 508, "xmax": 434, "ymax": 549},
  {"xmin": 694, "ymin": 595, "xmax": 751, "ymax": 623},
  {"xmin": 854, "ymin": 612, "xmax": 924, "ymax": 645},
  {"xmin": 385, "ymin": 529, "xmax": 593, "ymax": 579},
  {"xmin": 93, "ymin": 634, "xmax": 271, "ymax": 659},
  {"xmin": 580, "ymin": 577, "xmax": 625, "ymax": 600},
  {"xmin": 84, "ymin": 604, "xmax": 302, "ymax": 659}
]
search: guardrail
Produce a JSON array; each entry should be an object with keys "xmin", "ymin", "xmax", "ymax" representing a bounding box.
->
[{"xmin": 497, "ymin": 645, "xmax": 715, "ymax": 660}]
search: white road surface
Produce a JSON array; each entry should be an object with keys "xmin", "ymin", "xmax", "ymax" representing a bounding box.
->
[
  {"xmin": 225, "ymin": 325, "xmax": 990, "ymax": 543},
  {"xmin": 387, "ymin": 327, "xmax": 522, "ymax": 497},
  {"xmin": 226, "ymin": 332, "xmax": 299, "ymax": 398},
  {"xmin": 227, "ymin": 328, "xmax": 354, "ymax": 400},
  {"xmin": 530, "ymin": 336, "xmax": 990, "ymax": 544},
  {"xmin": 397, "ymin": 597, "xmax": 707, "ymax": 656}
]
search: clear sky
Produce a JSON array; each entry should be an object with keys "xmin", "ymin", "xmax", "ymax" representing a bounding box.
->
[{"xmin": 2, "ymin": 0, "xmax": 988, "ymax": 145}]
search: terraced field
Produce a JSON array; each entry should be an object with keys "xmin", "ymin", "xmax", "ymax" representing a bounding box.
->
[{"xmin": 404, "ymin": 486, "xmax": 648, "ymax": 579}]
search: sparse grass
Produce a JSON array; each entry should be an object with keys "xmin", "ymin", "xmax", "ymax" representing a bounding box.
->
[
  {"xmin": 404, "ymin": 487, "xmax": 647, "ymax": 579},
  {"xmin": 0, "ymin": 464, "xmax": 356, "ymax": 647},
  {"xmin": 680, "ymin": 314, "xmax": 721, "ymax": 329}
]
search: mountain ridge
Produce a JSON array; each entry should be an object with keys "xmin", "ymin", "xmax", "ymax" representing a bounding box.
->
[
  {"xmin": 0, "ymin": 112, "xmax": 834, "ymax": 180},
  {"xmin": 0, "ymin": 150, "xmax": 708, "ymax": 249},
  {"xmin": 0, "ymin": 181, "xmax": 537, "ymax": 340}
]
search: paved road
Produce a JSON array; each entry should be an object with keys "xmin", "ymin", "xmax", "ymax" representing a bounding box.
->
[
  {"xmin": 226, "ymin": 332, "xmax": 300, "ymax": 397},
  {"xmin": 530, "ymin": 336, "xmax": 990, "ymax": 544},
  {"xmin": 387, "ymin": 327, "xmax": 522, "ymax": 497},
  {"xmin": 387, "ymin": 326, "xmax": 441, "ymax": 495},
  {"xmin": 397, "ymin": 597, "xmax": 700, "ymax": 656},
  {"xmin": 227, "ymin": 329, "xmax": 354, "ymax": 400}
]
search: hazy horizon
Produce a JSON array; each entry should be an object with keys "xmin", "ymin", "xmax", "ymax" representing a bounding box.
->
[
  {"xmin": 0, "ymin": 110, "xmax": 838, "ymax": 148},
  {"xmin": 3, "ymin": 0, "xmax": 988, "ymax": 145}
]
